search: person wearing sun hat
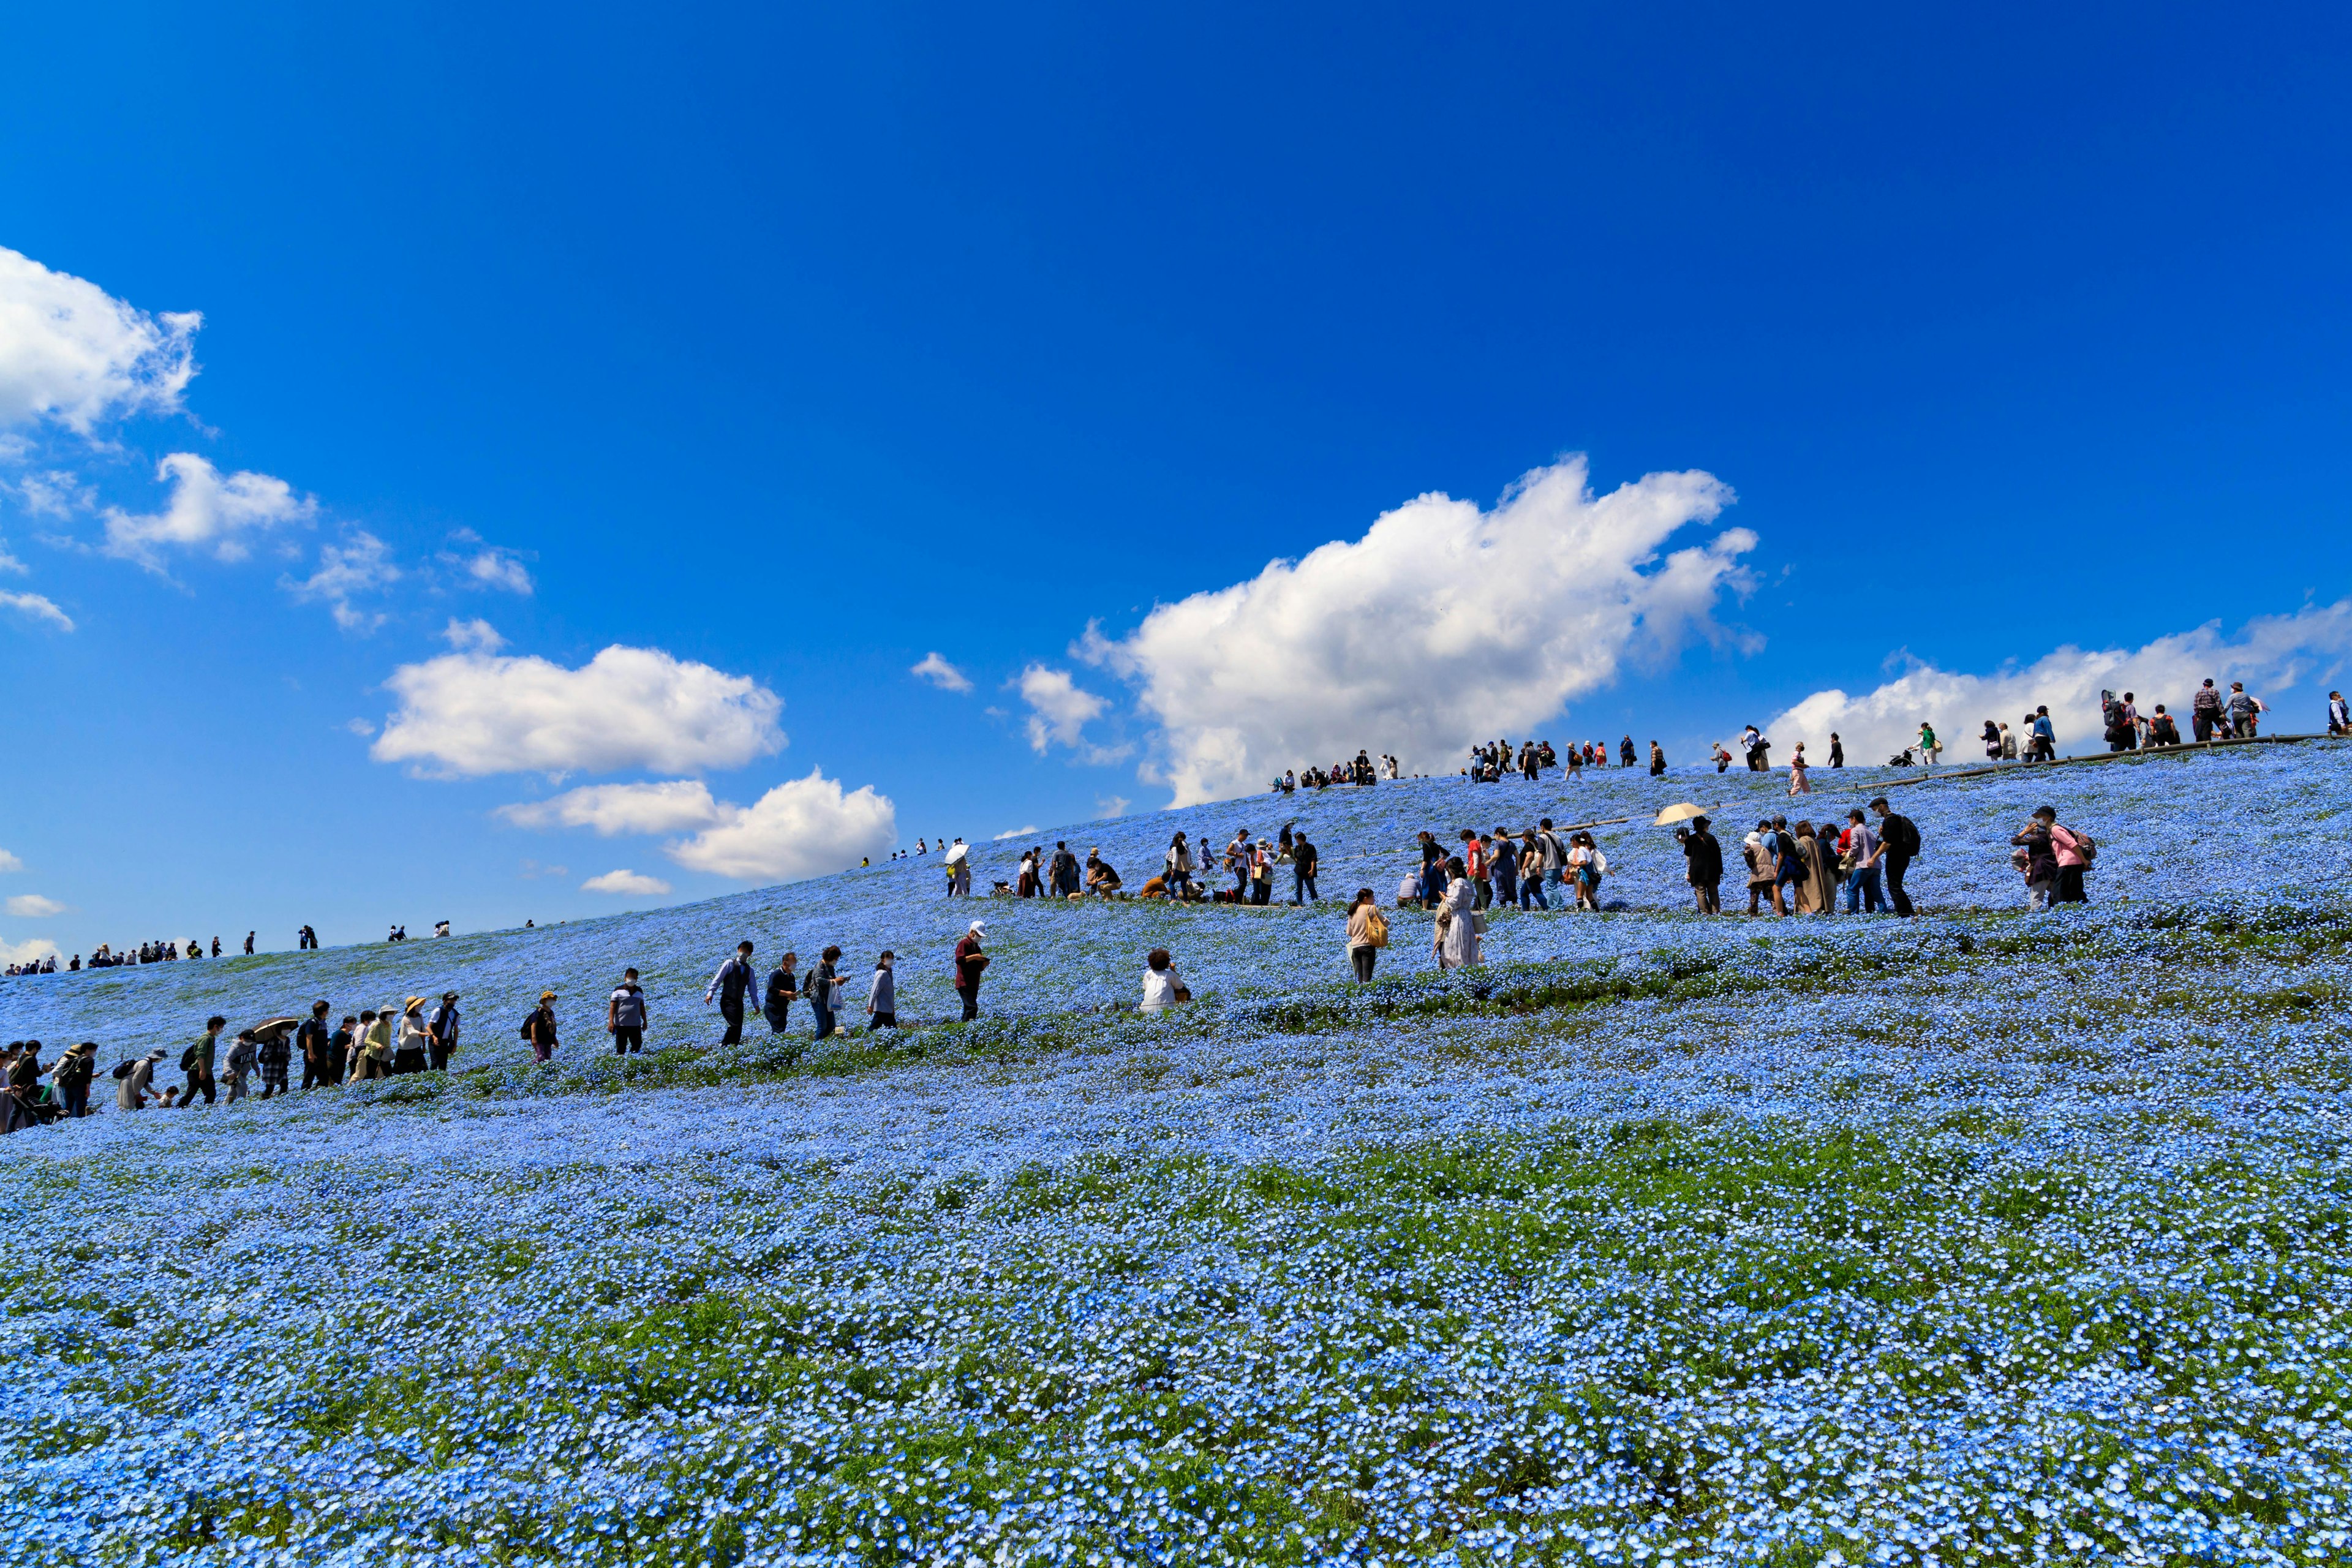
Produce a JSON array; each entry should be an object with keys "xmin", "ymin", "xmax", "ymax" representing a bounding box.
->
[
  {"xmin": 523, "ymin": 990, "xmax": 559, "ymax": 1062},
  {"xmin": 952, "ymin": 921, "xmax": 989, "ymax": 1022},
  {"xmin": 393, "ymin": 998, "xmax": 432, "ymax": 1075}
]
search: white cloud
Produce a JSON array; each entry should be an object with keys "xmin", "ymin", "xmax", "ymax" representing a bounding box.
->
[
  {"xmin": 498, "ymin": 780, "xmax": 725, "ymax": 837},
  {"xmin": 282, "ymin": 530, "xmax": 400, "ymax": 632},
  {"xmin": 0, "ymin": 848, "xmax": 21, "ymax": 872},
  {"xmin": 581, "ymin": 869, "xmax": 671, "ymax": 896},
  {"xmin": 1081, "ymin": 455, "xmax": 1752, "ymax": 805},
  {"xmin": 442, "ymin": 616, "xmax": 506, "ymax": 653},
  {"xmin": 518, "ymin": 858, "xmax": 569, "ymax": 880},
  {"xmin": 993, "ymin": 824, "xmax": 1039, "ymax": 840},
  {"xmin": 102, "ymin": 453, "xmax": 315, "ymax": 568},
  {"xmin": 911, "ymin": 651, "xmax": 974, "ymax": 692},
  {"xmin": 466, "ymin": 549, "xmax": 534, "ymax": 594},
  {"xmin": 0, "ymin": 538, "xmax": 23, "ymax": 573},
  {"xmin": 344, "ymin": 717, "xmax": 376, "ymax": 737},
  {"xmin": 5, "ymin": 893, "xmax": 65, "ymax": 917},
  {"xmin": 664, "ymin": 769, "xmax": 896, "ymax": 883},
  {"xmin": 0, "ymin": 245, "xmax": 200, "ymax": 436},
  {"xmin": 1097, "ymin": 794, "xmax": 1131, "ymax": 818},
  {"xmin": 5, "ymin": 472, "xmax": 91, "ymax": 518},
  {"xmin": 1768, "ymin": 600, "xmax": 2352, "ymax": 763},
  {"xmin": 0, "ymin": 937, "xmax": 59, "ymax": 966},
  {"xmin": 372, "ymin": 641, "xmax": 785, "ymax": 779},
  {"xmin": 0, "ymin": 589, "xmax": 73, "ymax": 631},
  {"xmin": 1017, "ymin": 663, "xmax": 1112, "ymax": 756}
]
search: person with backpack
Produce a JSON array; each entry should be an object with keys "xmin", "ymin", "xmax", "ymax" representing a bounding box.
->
[
  {"xmin": 763, "ymin": 952, "xmax": 799, "ymax": 1035},
  {"xmin": 2049, "ymin": 810, "xmax": 2093, "ymax": 903},
  {"xmin": 866, "ymin": 952, "xmax": 898, "ymax": 1031},
  {"xmin": 2192, "ymin": 679, "xmax": 2223, "ymax": 743},
  {"xmin": 952, "ymin": 923, "xmax": 989, "ymax": 1021},
  {"xmin": 1290, "ymin": 829, "xmax": 1319, "ymax": 905},
  {"xmin": 116, "ymin": 1048, "xmax": 165, "ymax": 1110},
  {"xmin": 521, "ymin": 992, "xmax": 559, "ymax": 1062},
  {"xmin": 181, "ymin": 1016, "xmax": 225, "ymax": 1107},
  {"xmin": 1870, "ymin": 796, "xmax": 1921, "ymax": 916},
  {"xmin": 420, "ymin": 992, "xmax": 460, "ymax": 1071},
  {"xmin": 705, "ymin": 941, "xmax": 760, "ymax": 1045},
  {"xmin": 607, "ymin": 969, "xmax": 649, "ymax": 1054}
]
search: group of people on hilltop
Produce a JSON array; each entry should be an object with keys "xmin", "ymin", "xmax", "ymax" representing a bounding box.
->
[
  {"xmin": 1278, "ymin": 750, "xmax": 1400, "ymax": 791},
  {"xmin": 1672, "ymin": 799, "xmax": 1924, "ymax": 918}
]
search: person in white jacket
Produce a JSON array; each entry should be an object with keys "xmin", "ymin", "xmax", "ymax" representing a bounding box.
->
[{"xmin": 1140, "ymin": 948, "xmax": 1186, "ymax": 1011}]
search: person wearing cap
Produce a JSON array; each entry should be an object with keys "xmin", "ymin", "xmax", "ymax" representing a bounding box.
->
[
  {"xmin": 705, "ymin": 940, "xmax": 759, "ymax": 1044},
  {"xmin": 952, "ymin": 922, "xmax": 989, "ymax": 1022},
  {"xmin": 118, "ymin": 1048, "xmax": 165, "ymax": 1111},
  {"xmin": 867, "ymin": 952, "xmax": 898, "ymax": 1031},
  {"xmin": 608, "ymin": 969, "xmax": 648, "ymax": 1054},
  {"xmin": 428, "ymin": 992, "xmax": 462, "ymax": 1071},
  {"xmin": 523, "ymin": 991, "xmax": 559, "ymax": 1063},
  {"xmin": 394, "ymin": 998, "xmax": 432, "ymax": 1075}
]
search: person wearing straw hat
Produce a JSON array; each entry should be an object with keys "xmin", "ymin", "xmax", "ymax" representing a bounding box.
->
[
  {"xmin": 523, "ymin": 991, "xmax": 559, "ymax": 1062},
  {"xmin": 952, "ymin": 921, "xmax": 989, "ymax": 1021},
  {"xmin": 394, "ymin": 998, "xmax": 431, "ymax": 1075}
]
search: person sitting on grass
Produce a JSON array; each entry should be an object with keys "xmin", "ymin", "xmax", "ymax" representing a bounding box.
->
[{"xmin": 1140, "ymin": 948, "xmax": 1188, "ymax": 1012}]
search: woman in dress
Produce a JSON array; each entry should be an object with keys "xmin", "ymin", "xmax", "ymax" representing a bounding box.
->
[
  {"xmin": 394, "ymin": 998, "xmax": 432, "ymax": 1074},
  {"xmin": 1789, "ymin": 742, "xmax": 1810, "ymax": 795},
  {"xmin": 1433, "ymin": 858, "xmax": 1480, "ymax": 970}
]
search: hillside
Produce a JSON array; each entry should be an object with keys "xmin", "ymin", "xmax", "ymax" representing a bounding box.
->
[{"xmin": 4, "ymin": 741, "xmax": 2351, "ymax": 1567}]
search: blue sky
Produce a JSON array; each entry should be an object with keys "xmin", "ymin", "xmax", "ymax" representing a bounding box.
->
[{"xmin": 4, "ymin": 2, "xmax": 2350, "ymax": 959}]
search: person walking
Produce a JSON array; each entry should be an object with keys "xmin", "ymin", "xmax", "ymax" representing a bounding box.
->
[
  {"xmin": 1828, "ymin": 732, "xmax": 1845, "ymax": 768},
  {"xmin": 1742, "ymin": 824, "xmax": 1774, "ymax": 916},
  {"xmin": 2010, "ymin": 810, "xmax": 2060, "ymax": 911},
  {"xmin": 428, "ymin": 991, "xmax": 461, "ymax": 1071},
  {"xmin": 1346, "ymin": 888, "xmax": 1389, "ymax": 981},
  {"xmin": 1433, "ymin": 858, "xmax": 1480, "ymax": 969},
  {"xmin": 807, "ymin": 947, "xmax": 843, "ymax": 1039},
  {"xmin": 1462, "ymin": 829, "xmax": 1491, "ymax": 910},
  {"xmin": 1490, "ymin": 827, "xmax": 1520, "ymax": 908},
  {"xmin": 224, "ymin": 1030, "xmax": 258, "ymax": 1103},
  {"xmin": 1871, "ymin": 796, "xmax": 1921, "ymax": 916},
  {"xmin": 608, "ymin": 969, "xmax": 648, "ymax": 1054},
  {"xmin": 2049, "ymin": 810, "xmax": 2092, "ymax": 903},
  {"xmin": 1789, "ymin": 742, "xmax": 1809, "ymax": 795},
  {"xmin": 1648, "ymin": 741, "xmax": 1667, "ymax": 776},
  {"xmin": 706, "ymin": 941, "xmax": 760, "ymax": 1044},
  {"xmin": 866, "ymin": 952, "xmax": 897, "ymax": 1031},
  {"xmin": 1711, "ymin": 742, "xmax": 1732, "ymax": 773},
  {"xmin": 255, "ymin": 1023, "xmax": 293, "ymax": 1099},
  {"xmin": 1290, "ymin": 829, "xmax": 1319, "ymax": 905},
  {"xmin": 1999, "ymin": 722, "xmax": 2018, "ymax": 760},
  {"xmin": 953, "ymin": 923, "xmax": 989, "ymax": 1020},
  {"xmin": 1667, "ymin": 816, "xmax": 1717, "ymax": 914},
  {"xmin": 1250, "ymin": 838, "xmax": 1275, "ymax": 905},
  {"xmin": 243, "ymin": 932, "xmax": 255, "ymax": 956},
  {"xmin": 2226, "ymin": 682, "xmax": 2263, "ymax": 737},
  {"xmin": 1791, "ymin": 823, "xmax": 1825, "ymax": 914},
  {"xmin": 1917, "ymin": 722, "xmax": 1941, "ymax": 767},
  {"xmin": 395, "ymin": 999, "xmax": 431, "ymax": 1074},
  {"xmin": 1842, "ymin": 810, "xmax": 1885, "ymax": 913},
  {"xmin": 118, "ymin": 1048, "xmax": 164, "ymax": 1110},
  {"xmin": 1981, "ymin": 720, "xmax": 2002, "ymax": 761},
  {"xmin": 1140, "ymin": 948, "xmax": 1188, "ymax": 1011},
  {"xmin": 1569, "ymin": 832, "xmax": 1608, "ymax": 911},
  {"xmin": 2192, "ymin": 679, "xmax": 2223, "ymax": 742},
  {"xmin": 181, "ymin": 1016, "xmax": 224, "ymax": 1107},
  {"xmin": 1165, "ymin": 832, "xmax": 1195, "ymax": 898},
  {"xmin": 296, "ymin": 1006, "xmax": 334, "ymax": 1090},
  {"xmin": 763, "ymin": 953, "xmax": 799, "ymax": 1035},
  {"xmin": 522, "ymin": 992, "xmax": 559, "ymax": 1063},
  {"xmin": 2030, "ymin": 707, "xmax": 2057, "ymax": 761}
]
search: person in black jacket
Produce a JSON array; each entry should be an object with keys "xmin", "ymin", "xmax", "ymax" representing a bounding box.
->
[
  {"xmin": 1871, "ymin": 796, "xmax": 1921, "ymax": 916},
  {"xmin": 296, "ymin": 1001, "xmax": 334, "ymax": 1091},
  {"xmin": 705, "ymin": 941, "xmax": 758, "ymax": 1044},
  {"xmin": 1291, "ymin": 831, "xmax": 1320, "ymax": 904},
  {"xmin": 1679, "ymin": 817, "xmax": 1724, "ymax": 914}
]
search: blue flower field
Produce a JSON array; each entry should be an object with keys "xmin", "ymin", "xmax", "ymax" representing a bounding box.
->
[{"xmin": 4, "ymin": 744, "xmax": 2351, "ymax": 1566}]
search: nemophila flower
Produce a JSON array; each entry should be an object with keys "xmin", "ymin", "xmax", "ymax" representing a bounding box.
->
[{"xmin": 2, "ymin": 746, "xmax": 2351, "ymax": 1564}]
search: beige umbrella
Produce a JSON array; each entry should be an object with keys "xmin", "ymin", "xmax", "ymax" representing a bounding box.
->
[
  {"xmin": 247, "ymin": 1016, "xmax": 302, "ymax": 1042},
  {"xmin": 1652, "ymin": 802, "xmax": 1708, "ymax": 826}
]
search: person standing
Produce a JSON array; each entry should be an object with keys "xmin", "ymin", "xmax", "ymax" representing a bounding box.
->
[
  {"xmin": 1052, "ymin": 841, "xmax": 1080, "ymax": 897},
  {"xmin": 1871, "ymin": 796, "xmax": 1921, "ymax": 917},
  {"xmin": 243, "ymin": 932, "xmax": 255, "ymax": 955},
  {"xmin": 1842, "ymin": 810, "xmax": 1884, "ymax": 913},
  {"xmin": 2010, "ymin": 810, "xmax": 2060, "ymax": 911},
  {"xmin": 326, "ymin": 1015, "xmax": 355, "ymax": 1084},
  {"xmin": 181, "ymin": 1016, "xmax": 224, "ymax": 1107},
  {"xmin": 1165, "ymin": 832, "xmax": 1195, "ymax": 898},
  {"xmin": 2192, "ymin": 679, "xmax": 2223, "ymax": 742},
  {"xmin": 296, "ymin": 1002, "xmax": 334, "ymax": 1091},
  {"xmin": 395, "ymin": 999, "xmax": 431, "ymax": 1074},
  {"xmin": 1680, "ymin": 816, "xmax": 1722, "ymax": 914},
  {"xmin": 1619, "ymin": 736, "xmax": 1637, "ymax": 769},
  {"xmin": 522, "ymin": 992, "xmax": 559, "ymax": 1063},
  {"xmin": 1768, "ymin": 818, "xmax": 1801, "ymax": 919},
  {"xmin": 763, "ymin": 953, "xmax": 799, "ymax": 1035},
  {"xmin": 2049, "ymin": 812, "xmax": 2092, "ymax": 904},
  {"xmin": 2226, "ymin": 682, "xmax": 2263, "ymax": 737},
  {"xmin": 2030, "ymin": 707, "xmax": 2057, "ymax": 761},
  {"xmin": 224, "ymin": 1031, "xmax": 258, "ymax": 1103},
  {"xmin": 1789, "ymin": 743, "xmax": 1810, "ymax": 795},
  {"xmin": 1827, "ymin": 731, "xmax": 1845, "ymax": 768},
  {"xmin": 1648, "ymin": 740, "xmax": 1666, "ymax": 776},
  {"xmin": 1490, "ymin": 827, "xmax": 1520, "ymax": 908},
  {"xmin": 428, "ymin": 991, "xmax": 461, "ymax": 1071},
  {"xmin": 1290, "ymin": 829, "xmax": 1319, "ymax": 905},
  {"xmin": 356, "ymin": 1008, "xmax": 394, "ymax": 1079},
  {"xmin": 1345, "ymin": 888, "xmax": 1389, "ymax": 981},
  {"xmin": 1433, "ymin": 858, "xmax": 1480, "ymax": 969},
  {"xmin": 1250, "ymin": 839, "xmax": 1275, "ymax": 905},
  {"xmin": 1999, "ymin": 723, "xmax": 2018, "ymax": 760},
  {"xmin": 2330, "ymin": 690, "xmax": 2351, "ymax": 735},
  {"xmin": 1462, "ymin": 829, "xmax": 1491, "ymax": 910},
  {"xmin": 866, "ymin": 952, "xmax": 897, "ymax": 1031},
  {"xmin": 1917, "ymin": 723, "xmax": 1940, "ymax": 767},
  {"xmin": 706, "ymin": 941, "xmax": 759, "ymax": 1044},
  {"xmin": 255, "ymin": 1023, "xmax": 292, "ymax": 1099},
  {"xmin": 1981, "ymin": 720, "xmax": 2002, "ymax": 761},
  {"xmin": 953, "ymin": 922, "xmax": 989, "ymax": 1021},
  {"xmin": 608, "ymin": 969, "xmax": 648, "ymax": 1054}
]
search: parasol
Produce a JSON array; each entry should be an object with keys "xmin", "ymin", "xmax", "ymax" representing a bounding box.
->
[{"xmin": 1652, "ymin": 802, "xmax": 1708, "ymax": 826}]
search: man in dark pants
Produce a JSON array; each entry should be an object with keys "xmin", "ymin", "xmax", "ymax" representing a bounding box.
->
[
  {"xmin": 1291, "ymin": 830, "xmax": 1319, "ymax": 904},
  {"xmin": 428, "ymin": 990, "xmax": 461, "ymax": 1070},
  {"xmin": 705, "ymin": 941, "xmax": 758, "ymax": 1044},
  {"xmin": 953, "ymin": 922, "xmax": 988, "ymax": 1021},
  {"xmin": 1871, "ymin": 796, "xmax": 1921, "ymax": 916},
  {"xmin": 607, "ymin": 970, "xmax": 647, "ymax": 1054},
  {"xmin": 2192, "ymin": 678, "xmax": 2222, "ymax": 742},
  {"xmin": 183, "ymin": 1015, "xmax": 225, "ymax": 1107},
  {"xmin": 296, "ymin": 1001, "xmax": 334, "ymax": 1090}
]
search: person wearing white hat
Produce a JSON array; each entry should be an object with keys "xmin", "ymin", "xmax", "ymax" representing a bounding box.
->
[{"xmin": 952, "ymin": 921, "xmax": 989, "ymax": 1021}]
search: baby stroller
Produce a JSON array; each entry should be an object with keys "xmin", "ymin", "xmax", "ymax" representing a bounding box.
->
[{"xmin": 1887, "ymin": 746, "xmax": 1918, "ymax": 767}]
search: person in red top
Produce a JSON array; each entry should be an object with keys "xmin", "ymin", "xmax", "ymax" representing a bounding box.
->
[
  {"xmin": 1460, "ymin": 829, "xmax": 1491, "ymax": 910},
  {"xmin": 952, "ymin": 921, "xmax": 989, "ymax": 1022}
]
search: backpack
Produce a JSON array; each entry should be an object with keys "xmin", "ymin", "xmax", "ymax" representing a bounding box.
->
[
  {"xmin": 2073, "ymin": 830, "xmax": 2097, "ymax": 862},
  {"xmin": 111, "ymin": 1060, "xmax": 135, "ymax": 1081},
  {"xmin": 179, "ymin": 1045, "xmax": 198, "ymax": 1073},
  {"xmin": 518, "ymin": 1014, "xmax": 536, "ymax": 1039},
  {"xmin": 1362, "ymin": 908, "xmax": 1390, "ymax": 949}
]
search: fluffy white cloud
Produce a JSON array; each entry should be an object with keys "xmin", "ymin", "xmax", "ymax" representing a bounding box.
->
[
  {"xmin": 0, "ymin": 937, "xmax": 59, "ymax": 966},
  {"xmin": 463, "ymin": 549, "xmax": 534, "ymax": 594},
  {"xmin": 911, "ymin": 651, "xmax": 974, "ymax": 692},
  {"xmin": 0, "ymin": 245, "xmax": 199, "ymax": 436},
  {"xmin": 282, "ymin": 530, "xmax": 400, "ymax": 631},
  {"xmin": 5, "ymin": 893, "xmax": 65, "ymax": 917},
  {"xmin": 1017, "ymin": 664, "xmax": 1112, "ymax": 756},
  {"xmin": 1097, "ymin": 794, "xmax": 1131, "ymax": 818},
  {"xmin": 0, "ymin": 537, "xmax": 23, "ymax": 573},
  {"xmin": 102, "ymin": 453, "xmax": 315, "ymax": 567},
  {"xmin": 498, "ymin": 780, "xmax": 725, "ymax": 837},
  {"xmin": 581, "ymin": 869, "xmax": 671, "ymax": 896},
  {"xmin": 1082, "ymin": 456, "xmax": 1752, "ymax": 805},
  {"xmin": 1768, "ymin": 600, "xmax": 2352, "ymax": 763},
  {"xmin": 993, "ymin": 824, "xmax": 1040, "ymax": 841},
  {"xmin": 442, "ymin": 617, "xmax": 505, "ymax": 652},
  {"xmin": 0, "ymin": 848, "xmax": 21, "ymax": 872},
  {"xmin": 664, "ymin": 769, "xmax": 896, "ymax": 883},
  {"xmin": 373, "ymin": 641, "xmax": 785, "ymax": 778},
  {"xmin": 0, "ymin": 589, "xmax": 73, "ymax": 631}
]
